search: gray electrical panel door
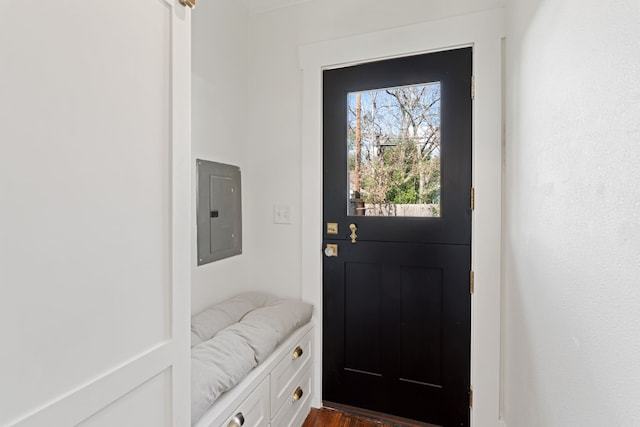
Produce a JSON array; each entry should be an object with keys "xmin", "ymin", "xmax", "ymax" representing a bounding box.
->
[{"xmin": 197, "ymin": 160, "xmax": 242, "ymax": 265}]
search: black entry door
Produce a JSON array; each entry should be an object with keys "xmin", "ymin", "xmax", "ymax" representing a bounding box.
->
[{"xmin": 322, "ymin": 48, "xmax": 472, "ymax": 427}]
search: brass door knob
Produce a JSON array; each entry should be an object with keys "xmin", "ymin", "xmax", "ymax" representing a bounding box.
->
[{"xmin": 324, "ymin": 244, "xmax": 338, "ymax": 257}]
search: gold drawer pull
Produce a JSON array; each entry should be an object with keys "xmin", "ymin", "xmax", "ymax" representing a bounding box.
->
[
  {"xmin": 292, "ymin": 386, "xmax": 304, "ymax": 402},
  {"xmin": 291, "ymin": 346, "xmax": 303, "ymax": 359},
  {"xmin": 179, "ymin": 0, "xmax": 195, "ymax": 9},
  {"xmin": 227, "ymin": 412, "xmax": 244, "ymax": 427}
]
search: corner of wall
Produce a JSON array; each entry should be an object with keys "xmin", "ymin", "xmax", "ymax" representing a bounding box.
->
[{"xmin": 191, "ymin": 0, "xmax": 251, "ymax": 314}]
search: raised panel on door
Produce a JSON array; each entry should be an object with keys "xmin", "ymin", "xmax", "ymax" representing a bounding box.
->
[{"xmin": 399, "ymin": 266, "xmax": 443, "ymax": 386}]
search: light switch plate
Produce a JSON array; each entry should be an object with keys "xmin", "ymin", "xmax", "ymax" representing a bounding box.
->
[{"xmin": 273, "ymin": 204, "xmax": 291, "ymax": 224}]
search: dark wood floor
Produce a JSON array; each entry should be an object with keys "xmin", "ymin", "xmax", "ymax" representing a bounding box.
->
[
  {"xmin": 302, "ymin": 407, "xmax": 438, "ymax": 427},
  {"xmin": 302, "ymin": 408, "xmax": 397, "ymax": 427}
]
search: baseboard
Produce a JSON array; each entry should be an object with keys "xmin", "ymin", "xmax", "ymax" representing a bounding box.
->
[{"xmin": 323, "ymin": 401, "xmax": 439, "ymax": 427}]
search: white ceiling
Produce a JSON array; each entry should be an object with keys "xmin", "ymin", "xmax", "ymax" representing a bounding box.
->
[{"xmin": 241, "ymin": 0, "xmax": 311, "ymax": 14}]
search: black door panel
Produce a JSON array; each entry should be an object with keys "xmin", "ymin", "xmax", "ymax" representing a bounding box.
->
[
  {"xmin": 323, "ymin": 47, "xmax": 472, "ymax": 426},
  {"xmin": 323, "ymin": 48, "xmax": 472, "ymax": 246},
  {"xmin": 323, "ymin": 242, "xmax": 471, "ymax": 426}
]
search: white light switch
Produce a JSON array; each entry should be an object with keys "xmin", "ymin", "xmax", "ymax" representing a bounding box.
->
[{"xmin": 273, "ymin": 204, "xmax": 291, "ymax": 224}]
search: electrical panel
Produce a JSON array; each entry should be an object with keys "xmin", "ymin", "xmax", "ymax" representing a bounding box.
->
[{"xmin": 196, "ymin": 160, "xmax": 242, "ymax": 265}]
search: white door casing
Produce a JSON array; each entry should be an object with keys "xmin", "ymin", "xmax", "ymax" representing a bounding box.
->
[
  {"xmin": 0, "ymin": 1, "xmax": 191, "ymax": 426},
  {"xmin": 298, "ymin": 8, "xmax": 505, "ymax": 427}
]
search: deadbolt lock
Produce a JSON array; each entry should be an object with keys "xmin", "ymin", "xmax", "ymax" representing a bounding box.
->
[{"xmin": 326, "ymin": 222, "xmax": 338, "ymax": 235}]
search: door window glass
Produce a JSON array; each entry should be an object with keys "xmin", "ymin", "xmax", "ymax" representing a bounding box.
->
[{"xmin": 347, "ymin": 82, "xmax": 441, "ymax": 217}]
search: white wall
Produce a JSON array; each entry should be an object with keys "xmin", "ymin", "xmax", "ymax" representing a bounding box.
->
[
  {"xmin": 191, "ymin": 0, "xmax": 251, "ymax": 314},
  {"xmin": 245, "ymin": 0, "xmax": 505, "ymax": 299},
  {"xmin": 503, "ymin": 0, "xmax": 640, "ymax": 425}
]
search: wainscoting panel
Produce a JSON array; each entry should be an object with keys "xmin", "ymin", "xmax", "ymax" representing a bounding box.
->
[{"xmin": 0, "ymin": 0, "xmax": 191, "ymax": 425}]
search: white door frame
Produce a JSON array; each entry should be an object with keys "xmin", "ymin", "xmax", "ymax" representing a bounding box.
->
[{"xmin": 299, "ymin": 8, "xmax": 505, "ymax": 427}]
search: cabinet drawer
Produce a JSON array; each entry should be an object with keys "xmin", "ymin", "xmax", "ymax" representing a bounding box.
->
[
  {"xmin": 271, "ymin": 367, "xmax": 312, "ymax": 427},
  {"xmin": 219, "ymin": 376, "xmax": 269, "ymax": 427},
  {"xmin": 270, "ymin": 329, "xmax": 312, "ymax": 415}
]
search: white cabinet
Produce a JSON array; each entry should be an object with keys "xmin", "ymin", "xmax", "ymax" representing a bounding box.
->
[
  {"xmin": 270, "ymin": 329, "xmax": 312, "ymax": 416},
  {"xmin": 197, "ymin": 323, "xmax": 313, "ymax": 427},
  {"xmin": 220, "ymin": 376, "xmax": 270, "ymax": 427},
  {"xmin": 220, "ymin": 329, "xmax": 313, "ymax": 427},
  {"xmin": 271, "ymin": 367, "xmax": 312, "ymax": 427}
]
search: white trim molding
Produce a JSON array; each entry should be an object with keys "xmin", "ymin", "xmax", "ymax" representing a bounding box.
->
[{"xmin": 299, "ymin": 8, "xmax": 505, "ymax": 427}]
